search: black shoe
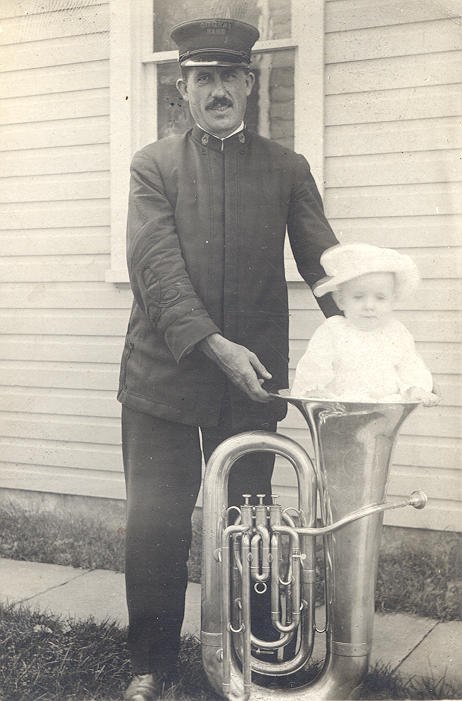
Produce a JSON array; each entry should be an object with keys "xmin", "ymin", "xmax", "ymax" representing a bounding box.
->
[{"xmin": 124, "ymin": 673, "xmax": 172, "ymax": 701}]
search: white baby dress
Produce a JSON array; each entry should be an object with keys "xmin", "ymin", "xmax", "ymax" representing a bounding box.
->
[{"xmin": 291, "ymin": 316, "xmax": 432, "ymax": 401}]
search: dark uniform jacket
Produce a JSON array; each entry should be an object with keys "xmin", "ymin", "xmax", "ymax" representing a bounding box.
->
[{"xmin": 118, "ymin": 125, "xmax": 339, "ymax": 427}]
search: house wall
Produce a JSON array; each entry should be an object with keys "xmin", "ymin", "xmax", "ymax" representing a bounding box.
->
[
  {"xmin": 0, "ymin": 0, "xmax": 460, "ymax": 533},
  {"xmin": 0, "ymin": 0, "xmax": 128, "ymax": 501}
]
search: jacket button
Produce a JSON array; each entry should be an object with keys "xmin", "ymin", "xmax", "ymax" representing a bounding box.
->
[
  {"xmin": 201, "ymin": 134, "xmax": 209, "ymax": 145},
  {"xmin": 239, "ymin": 132, "xmax": 245, "ymax": 143}
]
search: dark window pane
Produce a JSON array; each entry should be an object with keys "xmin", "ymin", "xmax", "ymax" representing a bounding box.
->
[
  {"xmin": 157, "ymin": 63, "xmax": 194, "ymax": 138},
  {"xmin": 156, "ymin": 50, "xmax": 294, "ymax": 149},
  {"xmin": 153, "ymin": 0, "xmax": 291, "ymax": 52}
]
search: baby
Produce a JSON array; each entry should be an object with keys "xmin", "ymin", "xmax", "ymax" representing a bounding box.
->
[{"xmin": 291, "ymin": 243, "xmax": 440, "ymax": 406}]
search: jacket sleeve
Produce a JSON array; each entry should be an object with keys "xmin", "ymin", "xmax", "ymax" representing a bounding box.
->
[
  {"xmin": 287, "ymin": 154, "xmax": 340, "ymax": 318},
  {"xmin": 126, "ymin": 149, "xmax": 221, "ymax": 363}
]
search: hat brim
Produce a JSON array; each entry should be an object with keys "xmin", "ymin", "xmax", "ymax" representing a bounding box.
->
[
  {"xmin": 181, "ymin": 58, "xmax": 250, "ymax": 67},
  {"xmin": 314, "ymin": 267, "xmax": 419, "ymax": 301},
  {"xmin": 314, "ymin": 273, "xmax": 357, "ymax": 297}
]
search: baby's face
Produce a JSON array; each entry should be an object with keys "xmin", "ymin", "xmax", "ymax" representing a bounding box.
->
[{"xmin": 335, "ymin": 272, "xmax": 396, "ymax": 331}]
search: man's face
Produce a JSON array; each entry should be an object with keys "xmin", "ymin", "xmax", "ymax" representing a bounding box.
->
[{"xmin": 176, "ymin": 66, "xmax": 255, "ymax": 138}]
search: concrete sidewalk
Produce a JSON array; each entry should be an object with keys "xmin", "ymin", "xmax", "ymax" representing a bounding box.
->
[{"xmin": 0, "ymin": 557, "xmax": 461, "ymax": 690}]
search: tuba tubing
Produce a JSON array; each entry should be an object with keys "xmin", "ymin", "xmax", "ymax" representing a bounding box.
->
[{"xmin": 201, "ymin": 398, "xmax": 426, "ymax": 700}]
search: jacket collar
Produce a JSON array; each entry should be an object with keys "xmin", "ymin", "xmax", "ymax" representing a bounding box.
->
[{"xmin": 191, "ymin": 123, "xmax": 248, "ymax": 152}]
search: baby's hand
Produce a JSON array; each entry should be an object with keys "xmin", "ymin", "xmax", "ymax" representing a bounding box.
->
[{"xmin": 404, "ymin": 386, "xmax": 441, "ymax": 407}]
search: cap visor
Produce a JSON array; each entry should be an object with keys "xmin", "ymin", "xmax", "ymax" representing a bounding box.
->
[{"xmin": 181, "ymin": 58, "xmax": 249, "ymax": 67}]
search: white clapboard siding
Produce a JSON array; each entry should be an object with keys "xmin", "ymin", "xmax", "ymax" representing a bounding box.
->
[
  {"xmin": 0, "ymin": 115, "xmax": 109, "ymax": 151},
  {"xmin": 330, "ymin": 215, "xmax": 461, "ymax": 248},
  {"xmin": 0, "ymin": 282, "xmax": 131, "ymax": 308},
  {"xmin": 0, "ymin": 173, "xmax": 110, "ymax": 203},
  {"xmin": 0, "ymin": 3, "xmax": 109, "ymax": 45},
  {"xmin": 0, "ymin": 201, "xmax": 110, "ymax": 230},
  {"xmin": 326, "ymin": 18, "xmax": 462, "ymax": 62},
  {"xmin": 1, "ymin": 386, "xmax": 119, "ymax": 418},
  {"xmin": 0, "ymin": 361, "xmax": 119, "ymax": 391},
  {"xmin": 0, "ymin": 463, "xmax": 125, "ymax": 500},
  {"xmin": 0, "ymin": 145, "xmax": 110, "ymax": 177},
  {"xmin": 0, "ymin": 258, "xmax": 109, "ymax": 282},
  {"xmin": 0, "ymin": 0, "xmax": 104, "ymax": 20},
  {"xmin": 0, "ymin": 309, "xmax": 129, "ymax": 335},
  {"xmin": 0, "ymin": 62, "xmax": 109, "ymax": 100},
  {"xmin": 325, "ymin": 150, "xmax": 462, "ymax": 188},
  {"xmin": 326, "ymin": 52, "xmax": 460, "ymax": 95},
  {"xmin": 0, "ymin": 90, "xmax": 109, "ymax": 126},
  {"xmin": 0, "ymin": 337, "xmax": 124, "ymax": 363},
  {"xmin": 282, "ymin": 2, "xmax": 462, "ymax": 531},
  {"xmin": 0, "ymin": 411, "xmax": 120, "ymax": 445},
  {"xmin": 0, "ymin": 34, "xmax": 109, "ymax": 73},
  {"xmin": 325, "ymin": 0, "xmax": 462, "ymax": 32},
  {"xmin": 434, "ymin": 377, "xmax": 462, "ymax": 407},
  {"xmin": 326, "ymin": 117, "xmax": 461, "ymax": 157},
  {"xmin": 326, "ymin": 84, "xmax": 462, "ymax": 126},
  {"xmin": 0, "ymin": 438, "xmax": 122, "ymax": 473},
  {"xmin": 0, "ymin": 1, "xmax": 124, "ymax": 503},
  {"xmin": 0, "ymin": 229, "xmax": 110, "ymax": 256},
  {"xmin": 326, "ymin": 182, "xmax": 462, "ymax": 219},
  {"xmin": 388, "ymin": 467, "xmax": 462, "ymax": 503}
]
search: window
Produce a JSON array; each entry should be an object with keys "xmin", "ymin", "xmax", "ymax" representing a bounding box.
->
[{"xmin": 107, "ymin": 0, "xmax": 325, "ymax": 282}]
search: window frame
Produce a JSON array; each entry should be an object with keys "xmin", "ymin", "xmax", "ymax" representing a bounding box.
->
[{"xmin": 106, "ymin": 0, "xmax": 325, "ymax": 283}]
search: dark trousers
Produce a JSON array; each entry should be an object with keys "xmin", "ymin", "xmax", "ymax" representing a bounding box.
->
[{"xmin": 122, "ymin": 401, "xmax": 276, "ymax": 676}]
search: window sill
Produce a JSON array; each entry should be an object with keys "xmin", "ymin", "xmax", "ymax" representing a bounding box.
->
[{"xmin": 105, "ymin": 268, "xmax": 130, "ymax": 284}]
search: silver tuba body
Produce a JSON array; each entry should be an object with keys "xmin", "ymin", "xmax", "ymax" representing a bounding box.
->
[{"xmin": 201, "ymin": 397, "xmax": 427, "ymax": 700}]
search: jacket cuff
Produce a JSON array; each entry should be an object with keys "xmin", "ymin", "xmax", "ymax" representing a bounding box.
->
[{"xmin": 164, "ymin": 311, "xmax": 221, "ymax": 364}]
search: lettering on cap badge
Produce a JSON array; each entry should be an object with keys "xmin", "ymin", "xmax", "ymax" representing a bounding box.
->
[{"xmin": 200, "ymin": 20, "xmax": 231, "ymax": 33}]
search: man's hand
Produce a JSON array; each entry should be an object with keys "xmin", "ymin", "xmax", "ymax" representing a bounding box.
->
[{"xmin": 198, "ymin": 333, "xmax": 272, "ymax": 402}]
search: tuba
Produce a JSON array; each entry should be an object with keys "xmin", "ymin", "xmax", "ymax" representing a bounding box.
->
[{"xmin": 201, "ymin": 395, "xmax": 427, "ymax": 700}]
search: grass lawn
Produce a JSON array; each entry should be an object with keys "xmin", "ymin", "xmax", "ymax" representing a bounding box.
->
[
  {"xmin": 0, "ymin": 603, "xmax": 460, "ymax": 701},
  {"xmin": 0, "ymin": 502, "xmax": 461, "ymax": 699}
]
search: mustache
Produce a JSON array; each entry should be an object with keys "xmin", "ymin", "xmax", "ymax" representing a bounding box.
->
[{"xmin": 206, "ymin": 97, "xmax": 233, "ymax": 110}]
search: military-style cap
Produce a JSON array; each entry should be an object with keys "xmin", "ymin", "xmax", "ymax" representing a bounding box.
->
[{"xmin": 170, "ymin": 18, "xmax": 259, "ymax": 67}]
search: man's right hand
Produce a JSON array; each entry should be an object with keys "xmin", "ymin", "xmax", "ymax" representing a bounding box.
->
[{"xmin": 198, "ymin": 333, "xmax": 272, "ymax": 403}]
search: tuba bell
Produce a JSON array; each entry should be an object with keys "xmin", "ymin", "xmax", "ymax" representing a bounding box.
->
[{"xmin": 201, "ymin": 395, "xmax": 427, "ymax": 700}]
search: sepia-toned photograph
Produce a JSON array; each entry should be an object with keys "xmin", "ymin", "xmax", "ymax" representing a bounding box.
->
[{"xmin": 0, "ymin": 1, "xmax": 460, "ymax": 699}]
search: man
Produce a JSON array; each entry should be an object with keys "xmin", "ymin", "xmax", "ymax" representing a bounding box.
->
[{"xmin": 119, "ymin": 17, "xmax": 339, "ymax": 701}]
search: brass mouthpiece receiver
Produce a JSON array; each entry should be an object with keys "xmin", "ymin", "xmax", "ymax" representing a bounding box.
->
[{"xmin": 409, "ymin": 490, "xmax": 428, "ymax": 509}]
